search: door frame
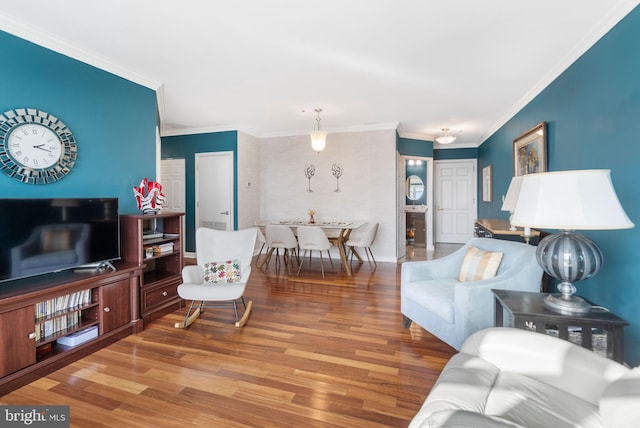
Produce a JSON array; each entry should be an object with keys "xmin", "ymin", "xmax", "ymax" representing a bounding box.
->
[
  {"xmin": 398, "ymin": 155, "xmax": 434, "ymax": 254},
  {"xmin": 433, "ymin": 158, "xmax": 477, "ymax": 244}
]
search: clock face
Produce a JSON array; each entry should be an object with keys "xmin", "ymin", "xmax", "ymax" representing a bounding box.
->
[
  {"xmin": 7, "ymin": 123, "xmax": 62, "ymax": 169},
  {"xmin": 0, "ymin": 108, "xmax": 77, "ymax": 184}
]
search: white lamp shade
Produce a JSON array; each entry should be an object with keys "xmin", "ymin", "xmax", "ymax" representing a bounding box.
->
[
  {"xmin": 511, "ymin": 169, "xmax": 634, "ymax": 230},
  {"xmin": 310, "ymin": 131, "xmax": 327, "ymax": 152},
  {"xmin": 501, "ymin": 176, "xmax": 523, "ymax": 212}
]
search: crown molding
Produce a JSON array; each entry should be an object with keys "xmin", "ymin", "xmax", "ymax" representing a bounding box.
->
[
  {"xmin": 397, "ymin": 129, "xmax": 433, "ymax": 142},
  {"xmin": 0, "ymin": 12, "xmax": 161, "ymax": 91},
  {"xmin": 160, "ymin": 124, "xmax": 241, "ymax": 137}
]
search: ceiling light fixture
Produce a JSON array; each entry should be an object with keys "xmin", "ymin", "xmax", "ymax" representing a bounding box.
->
[
  {"xmin": 435, "ymin": 128, "xmax": 457, "ymax": 145},
  {"xmin": 310, "ymin": 108, "xmax": 327, "ymax": 153}
]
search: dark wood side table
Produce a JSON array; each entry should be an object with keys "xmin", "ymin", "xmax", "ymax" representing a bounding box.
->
[{"xmin": 492, "ymin": 289, "xmax": 629, "ymax": 363}]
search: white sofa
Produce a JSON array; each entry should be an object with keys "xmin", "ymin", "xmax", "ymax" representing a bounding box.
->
[
  {"xmin": 401, "ymin": 238, "xmax": 543, "ymax": 350},
  {"xmin": 410, "ymin": 327, "xmax": 640, "ymax": 428}
]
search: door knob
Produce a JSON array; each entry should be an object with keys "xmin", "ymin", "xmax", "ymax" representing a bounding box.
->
[{"xmin": 220, "ymin": 211, "xmax": 229, "ymax": 215}]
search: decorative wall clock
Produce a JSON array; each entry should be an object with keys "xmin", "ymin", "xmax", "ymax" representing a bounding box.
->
[{"xmin": 0, "ymin": 108, "xmax": 77, "ymax": 184}]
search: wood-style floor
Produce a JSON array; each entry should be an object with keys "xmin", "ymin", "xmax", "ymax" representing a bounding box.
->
[{"xmin": 1, "ymin": 252, "xmax": 457, "ymax": 427}]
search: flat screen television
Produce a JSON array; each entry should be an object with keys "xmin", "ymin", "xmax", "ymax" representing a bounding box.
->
[{"xmin": 0, "ymin": 198, "xmax": 120, "ymax": 283}]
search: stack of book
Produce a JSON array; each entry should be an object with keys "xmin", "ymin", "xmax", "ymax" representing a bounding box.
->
[{"xmin": 153, "ymin": 242, "xmax": 174, "ymax": 254}]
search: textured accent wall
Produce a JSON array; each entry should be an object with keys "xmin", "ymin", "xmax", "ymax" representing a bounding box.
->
[
  {"xmin": 478, "ymin": 6, "xmax": 640, "ymax": 365},
  {"xmin": 260, "ymin": 129, "xmax": 397, "ymax": 262},
  {"xmin": 0, "ymin": 31, "xmax": 157, "ymax": 213}
]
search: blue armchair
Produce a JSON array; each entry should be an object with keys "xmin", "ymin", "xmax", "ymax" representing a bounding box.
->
[{"xmin": 401, "ymin": 238, "xmax": 543, "ymax": 350}]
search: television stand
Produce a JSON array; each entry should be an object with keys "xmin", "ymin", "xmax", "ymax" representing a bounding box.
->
[
  {"xmin": 0, "ymin": 262, "xmax": 143, "ymax": 395},
  {"xmin": 73, "ymin": 261, "xmax": 116, "ymax": 273}
]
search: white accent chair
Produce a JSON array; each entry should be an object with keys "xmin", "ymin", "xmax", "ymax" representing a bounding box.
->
[
  {"xmin": 410, "ymin": 327, "xmax": 640, "ymax": 428},
  {"xmin": 176, "ymin": 227, "xmax": 257, "ymax": 328},
  {"xmin": 264, "ymin": 224, "xmax": 298, "ymax": 274},
  {"xmin": 401, "ymin": 238, "xmax": 543, "ymax": 350},
  {"xmin": 346, "ymin": 222, "xmax": 379, "ymax": 268},
  {"xmin": 297, "ymin": 225, "xmax": 333, "ymax": 278}
]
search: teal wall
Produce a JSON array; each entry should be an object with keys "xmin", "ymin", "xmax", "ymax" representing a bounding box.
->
[
  {"xmin": 0, "ymin": 31, "xmax": 157, "ymax": 214},
  {"xmin": 434, "ymin": 147, "xmax": 478, "ymax": 160},
  {"xmin": 397, "ymin": 136, "xmax": 433, "ymax": 157},
  {"xmin": 160, "ymin": 131, "xmax": 238, "ymax": 251},
  {"xmin": 478, "ymin": 6, "xmax": 640, "ymax": 365}
]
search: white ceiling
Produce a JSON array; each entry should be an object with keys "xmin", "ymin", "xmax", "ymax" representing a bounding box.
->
[{"xmin": 0, "ymin": 1, "xmax": 638, "ymax": 147}]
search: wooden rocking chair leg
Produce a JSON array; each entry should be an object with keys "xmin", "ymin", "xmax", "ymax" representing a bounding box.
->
[
  {"xmin": 174, "ymin": 300, "xmax": 203, "ymax": 329},
  {"xmin": 235, "ymin": 300, "xmax": 252, "ymax": 328}
]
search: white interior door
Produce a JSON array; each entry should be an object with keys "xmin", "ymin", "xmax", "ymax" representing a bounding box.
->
[
  {"xmin": 195, "ymin": 152, "xmax": 233, "ymax": 231},
  {"xmin": 160, "ymin": 158, "xmax": 186, "ymax": 212},
  {"xmin": 434, "ymin": 159, "xmax": 477, "ymax": 244}
]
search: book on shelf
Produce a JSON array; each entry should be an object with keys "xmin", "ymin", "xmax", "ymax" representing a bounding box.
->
[
  {"xmin": 153, "ymin": 243, "xmax": 174, "ymax": 254},
  {"xmin": 57, "ymin": 326, "xmax": 98, "ymax": 347},
  {"xmin": 163, "ymin": 233, "xmax": 180, "ymax": 238},
  {"xmin": 143, "ymin": 230, "xmax": 163, "ymax": 240},
  {"xmin": 35, "ymin": 289, "xmax": 92, "ymax": 321}
]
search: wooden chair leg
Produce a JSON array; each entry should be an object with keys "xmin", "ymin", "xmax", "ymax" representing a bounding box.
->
[
  {"xmin": 235, "ymin": 300, "xmax": 252, "ymax": 328},
  {"xmin": 174, "ymin": 301, "xmax": 204, "ymax": 329}
]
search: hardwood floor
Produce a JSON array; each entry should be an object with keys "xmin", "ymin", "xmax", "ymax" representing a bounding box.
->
[{"xmin": 1, "ymin": 256, "xmax": 456, "ymax": 427}]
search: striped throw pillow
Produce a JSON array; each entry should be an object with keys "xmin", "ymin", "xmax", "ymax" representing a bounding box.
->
[{"xmin": 457, "ymin": 246, "xmax": 503, "ymax": 282}]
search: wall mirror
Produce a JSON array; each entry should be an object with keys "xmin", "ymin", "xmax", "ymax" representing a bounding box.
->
[{"xmin": 406, "ymin": 175, "xmax": 424, "ymax": 200}]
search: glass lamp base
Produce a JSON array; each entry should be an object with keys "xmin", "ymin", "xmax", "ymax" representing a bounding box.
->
[{"xmin": 544, "ymin": 294, "xmax": 592, "ymax": 314}]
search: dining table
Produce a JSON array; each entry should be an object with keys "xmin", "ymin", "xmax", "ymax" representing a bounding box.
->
[{"xmin": 256, "ymin": 220, "xmax": 364, "ymax": 276}]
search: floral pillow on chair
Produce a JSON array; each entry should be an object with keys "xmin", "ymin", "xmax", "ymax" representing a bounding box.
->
[{"xmin": 203, "ymin": 259, "xmax": 241, "ymax": 284}]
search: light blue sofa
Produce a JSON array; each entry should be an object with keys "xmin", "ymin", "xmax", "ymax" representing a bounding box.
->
[{"xmin": 401, "ymin": 238, "xmax": 543, "ymax": 350}]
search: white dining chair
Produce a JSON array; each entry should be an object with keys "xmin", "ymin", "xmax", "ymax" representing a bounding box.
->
[
  {"xmin": 264, "ymin": 224, "xmax": 298, "ymax": 274},
  {"xmin": 297, "ymin": 226, "xmax": 333, "ymax": 278},
  {"xmin": 346, "ymin": 222, "xmax": 379, "ymax": 268},
  {"xmin": 254, "ymin": 226, "xmax": 267, "ymax": 267}
]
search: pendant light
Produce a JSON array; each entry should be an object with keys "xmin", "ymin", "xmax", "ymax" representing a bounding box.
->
[{"xmin": 310, "ymin": 108, "xmax": 327, "ymax": 153}]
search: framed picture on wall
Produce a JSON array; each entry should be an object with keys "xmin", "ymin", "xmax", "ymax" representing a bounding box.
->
[
  {"xmin": 513, "ymin": 122, "xmax": 547, "ymax": 176},
  {"xmin": 482, "ymin": 165, "xmax": 492, "ymax": 202}
]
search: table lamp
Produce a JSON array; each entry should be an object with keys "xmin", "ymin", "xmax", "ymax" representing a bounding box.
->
[
  {"xmin": 501, "ymin": 176, "xmax": 524, "ymax": 231},
  {"xmin": 511, "ymin": 170, "xmax": 634, "ymax": 313}
]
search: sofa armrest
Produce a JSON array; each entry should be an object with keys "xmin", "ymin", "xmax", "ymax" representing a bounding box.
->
[
  {"xmin": 600, "ymin": 367, "xmax": 640, "ymax": 428},
  {"xmin": 461, "ymin": 327, "xmax": 629, "ymax": 405},
  {"xmin": 182, "ymin": 265, "xmax": 204, "ymax": 284}
]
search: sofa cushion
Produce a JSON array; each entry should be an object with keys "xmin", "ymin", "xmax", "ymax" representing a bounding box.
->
[
  {"xmin": 485, "ymin": 371, "xmax": 601, "ymax": 428},
  {"xmin": 458, "ymin": 246, "xmax": 503, "ymax": 282},
  {"xmin": 404, "ymin": 279, "xmax": 457, "ymax": 323}
]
